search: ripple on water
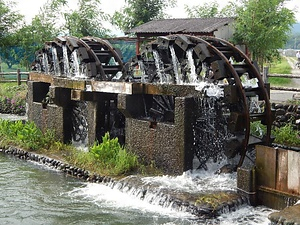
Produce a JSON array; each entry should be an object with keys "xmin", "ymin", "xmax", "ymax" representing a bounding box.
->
[{"xmin": 0, "ymin": 152, "xmax": 274, "ymax": 225}]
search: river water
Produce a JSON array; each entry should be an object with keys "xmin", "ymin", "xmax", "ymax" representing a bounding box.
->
[{"xmin": 0, "ymin": 153, "xmax": 276, "ymax": 225}]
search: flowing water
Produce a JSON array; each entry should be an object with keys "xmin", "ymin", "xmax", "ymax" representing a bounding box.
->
[
  {"xmin": 51, "ymin": 47, "xmax": 61, "ymax": 76},
  {"xmin": 0, "ymin": 153, "xmax": 275, "ymax": 225}
]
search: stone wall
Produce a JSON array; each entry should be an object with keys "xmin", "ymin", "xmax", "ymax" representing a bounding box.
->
[
  {"xmin": 272, "ymin": 103, "xmax": 300, "ymax": 130},
  {"xmin": 123, "ymin": 96, "xmax": 195, "ymax": 175}
]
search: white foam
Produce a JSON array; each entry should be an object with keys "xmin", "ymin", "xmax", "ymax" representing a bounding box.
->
[
  {"xmin": 142, "ymin": 159, "xmax": 236, "ymax": 193},
  {"xmin": 68, "ymin": 183, "xmax": 196, "ymax": 219},
  {"xmin": 216, "ymin": 205, "xmax": 276, "ymax": 225}
]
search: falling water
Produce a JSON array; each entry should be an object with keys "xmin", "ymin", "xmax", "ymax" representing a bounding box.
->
[
  {"xmin": 186, "ymin": 48, "xmax": 198, "ymax": 83},
  {"xmin": 51, "ymin": 46, "xmax": 61, "ymax": 76},
  {"xmin": 193, "ymin": 97, "xmax": 230, "ymax": 169},
  {"xmin": 71, "ymin": 101, "xmax": 89, "ymax": 150},
  {"xmin": 152, "ymin": 49, "xmax": 165, "ymax": 83},
  {"xmin": 42, "ymin": 52, "xmax": 49, "ymax": 74},
  {"xmin": 71, "ymin": 49, "xmax": 80, "ymax": 78},
  {"xmin": 62, "ymin": 45, "xmax": 70, "ymax": 76},
  {"xmin": 169, "ymin": 45, "xmax": 183, "ymax": 84},
  {"xmin": 137, "ymin": 60, "xmax": 147, "ymax": 82}
]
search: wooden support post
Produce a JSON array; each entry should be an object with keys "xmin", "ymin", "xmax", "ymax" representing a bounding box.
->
[
  {"xmin": 17, "ymin": 69, "xmax": 21, "ymax": 85},
  {"xmin": 263, "ymin": 66, "xmax": 269, "ymax": 83}
]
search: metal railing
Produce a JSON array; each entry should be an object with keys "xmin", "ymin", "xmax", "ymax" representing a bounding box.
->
[{"xmin": 0, "ymin": 69, "xmax": 29, "ymax": 85}]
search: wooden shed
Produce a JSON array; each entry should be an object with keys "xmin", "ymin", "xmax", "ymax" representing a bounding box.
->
[{"xmin": 125, "ymin": 17, "xmax": 235, "ymax": 54}]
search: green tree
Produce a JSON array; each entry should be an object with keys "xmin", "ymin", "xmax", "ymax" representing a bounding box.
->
[
  {"xmin": 0, "ymin": 0, "xmax": 23, "ymax": 42},
  {"xmin": 285, "ymin": 33, "xmax": 300, "ymax": 49},
  {"xmin": 185, "ymin": 1, "xmax": 219, "ymax": 18},
  {"xmin": 63, "ymin": 0, "xmax": 110, "ymax": 37},
  {"xmin": 185, "ymin": 1, "xmax": 237, "ymax": 18},
  {"xmin": 12, "ymin": 0, "xmax": 67, "ymax": 68},
  {"xmin": 0, "ymin": 0, "xmax": 23, "ymax": 70},
  {"xmin": 111, "ymin": 0, "xmax": 176, "ymax": 32},
  {"xmin": 233, "ymin": 0, "xmax": 295, "ymax": 68}
]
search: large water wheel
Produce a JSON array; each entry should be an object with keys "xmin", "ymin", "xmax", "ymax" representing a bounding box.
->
[
  {"xmin": 33, "ymin": 36, "xmax": 126, "ymax": 144},
  {"xmin": 125, "ymin": 34, "xmax": 273, "ymax": 168},
  {"xmin": 33, "ymin": 36, "xmax": 124, "ymax": 80}
]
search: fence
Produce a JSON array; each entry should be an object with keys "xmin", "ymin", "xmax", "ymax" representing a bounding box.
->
[
  {"xmin": 0, "ymin": 69, "xmax": 29, "ymax": 85},
  {"xmin": 263, "ymin": 67, "xmax": 300, "ymax": 93}
]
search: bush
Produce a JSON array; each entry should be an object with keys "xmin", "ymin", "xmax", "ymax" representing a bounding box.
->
[
  {"xmin": 272, "ymin": 123, "xmax": 300, "ymax": 147},
  {"xmin": 0, "ymin": 119, "xmax": 55, "ymax": 150},
  {"xmin": 0, "ymin": 83, "xmax": 27, "ymax": 115},
  {"xmin": 89, "ymin": 132, "xmax": 139, "ymax": 174}
]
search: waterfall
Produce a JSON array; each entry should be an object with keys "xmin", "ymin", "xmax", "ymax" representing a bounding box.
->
[
  {"xmin": 71, "ymin": 50, "xmax": 80, "ymax": 78},
  {"xmin": 186, "ymin": 49, "xmax": 198, "ymax": 84},
  {"xmin": 62, "ymin": 45, "xmax": 70, "ymax": 77},
  {"xmin": 51, "ymin": 46, "xmax": 61, "ymax": 76},
  {"xmin": 138, "ymin": 60, "xmax": 147, "ymax": 83},
  {"xmin": 42, "ymin": 52, "xmax": 49, "ymax": 74},
  {"xmin": 152, "ymin": 50, "xmax": 165, "ymax": 84},
  {"xmin": 71, "ymin": 101, "xmax": 89, "ymax": 150},
  {"xmin": 169, "ymin": 45, "xmax": 183, "ymax": 85},
  {"xmin": 193, "ymin": 97, "xmax": 229, "ymax": 169}
]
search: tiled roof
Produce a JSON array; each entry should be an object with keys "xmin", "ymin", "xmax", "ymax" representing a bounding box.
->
[{"xmin": 125, "ymin": 18, "xmax": 235, "ymax": 34}]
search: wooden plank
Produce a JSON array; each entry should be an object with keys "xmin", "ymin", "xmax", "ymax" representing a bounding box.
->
[
  {"xmin": 256, "ymin": 145, "xmax": 277, "ymax": 188},
  {"xmin": 29, "ymin": 72, "xmax": 53, "ymax": 84},
  {"xmin": 288, "ymin": 151, "xmax": 300, "ymax": 195},
  {"xmin": 276, "ymin": 148, "xmax": 288, "ymax": 192}
]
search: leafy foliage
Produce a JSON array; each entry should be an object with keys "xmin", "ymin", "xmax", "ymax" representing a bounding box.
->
[
  {"xmin": 89, "ymin": 133, "xmax": 139, "ymax": 174},
  {"xmin": 250, "ymin": 121, "xmax": 300, "ymax": 147},
  {"xmin": 0, "ymin": 83, "xmax": 27, "ymax": 115},
  {"xmin": 0, "ymin": 0, "xmax": 111, "ymax": 69},
  {"xmin": 285, "ymin": 32, "xmax": 300, "ymax": 49},
  {"xmin": 272, "ymin": 123, "xmax": 300, "ymax": 147},
  {"xmin": 0, "ymin": 119, "xmax": 56, "ymax": 150},
  {"xmin": 233, "ymin": 0, "xmax": 296, "ymax": 68},
  {"xmin": 0, "ymin": 0, "xmax": 23, "ymax": 43},
  {"xmin": 111, "ymin": 0, "xmax": 176, "ymax": 32},
  {"xmin": 185, "ymin": 1, "xmax": 237, "ymax": 18},
  {"xmin": 63, "ymin": 0, "xmax": 109, "ymax": 37},
  {"xmin": 2, "ymin": 0, "xmax": 66, "ymax": 69}
]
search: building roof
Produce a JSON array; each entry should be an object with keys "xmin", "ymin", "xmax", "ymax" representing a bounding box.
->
[{"xmin": 125, "ymin": 17, "xmax": 235, "ymax": 35}]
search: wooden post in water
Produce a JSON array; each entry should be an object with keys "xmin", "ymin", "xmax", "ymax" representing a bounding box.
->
[{"xmin": 17, "ymin": 69, "xmax": 21, "ymax": 85}]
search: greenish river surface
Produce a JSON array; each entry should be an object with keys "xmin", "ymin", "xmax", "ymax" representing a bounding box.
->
[{"xmin": 0, "ymin": 153, "xmax": 274, "ymax": 225}]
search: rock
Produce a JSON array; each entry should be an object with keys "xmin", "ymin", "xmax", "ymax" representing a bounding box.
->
[
  {"xmin": 215, "ymin": 164, "xmax": 237, "ymax": 174},
  {"xmin": 276, "ymin": 108, "xmax": 286, "ymax": 116},
  {"xmin": 268, "ymin": 204, "xmax": 300, "ymax": 225},
  {"xmin": 293, "ymin": 93, "xmax": 300, "ymax": 100}
]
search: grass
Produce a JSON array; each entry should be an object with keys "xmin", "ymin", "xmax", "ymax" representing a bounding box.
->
[
  {"xmin": 268, "ymin": 57, "xmax": 293, "ymax": 86},
  {"xmin": 272, "ymin": 123, "xmax": 300, "ymax": 147},
  {"xmin": 0, "ymin": 63, "xmax": 27, "ymax": 72},
  {"xmin": 251, "ymin": 121, "xmax": 300, "ymax": 147}
]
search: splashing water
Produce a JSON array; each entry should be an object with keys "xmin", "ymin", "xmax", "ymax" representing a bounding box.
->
[
  {"xmin": 67, "ymin": 163, "xmax": 275, "ymax": 224},
  {"xmin": 68, "ymin": 182, "xmax": 196, "ymax": 221}
]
